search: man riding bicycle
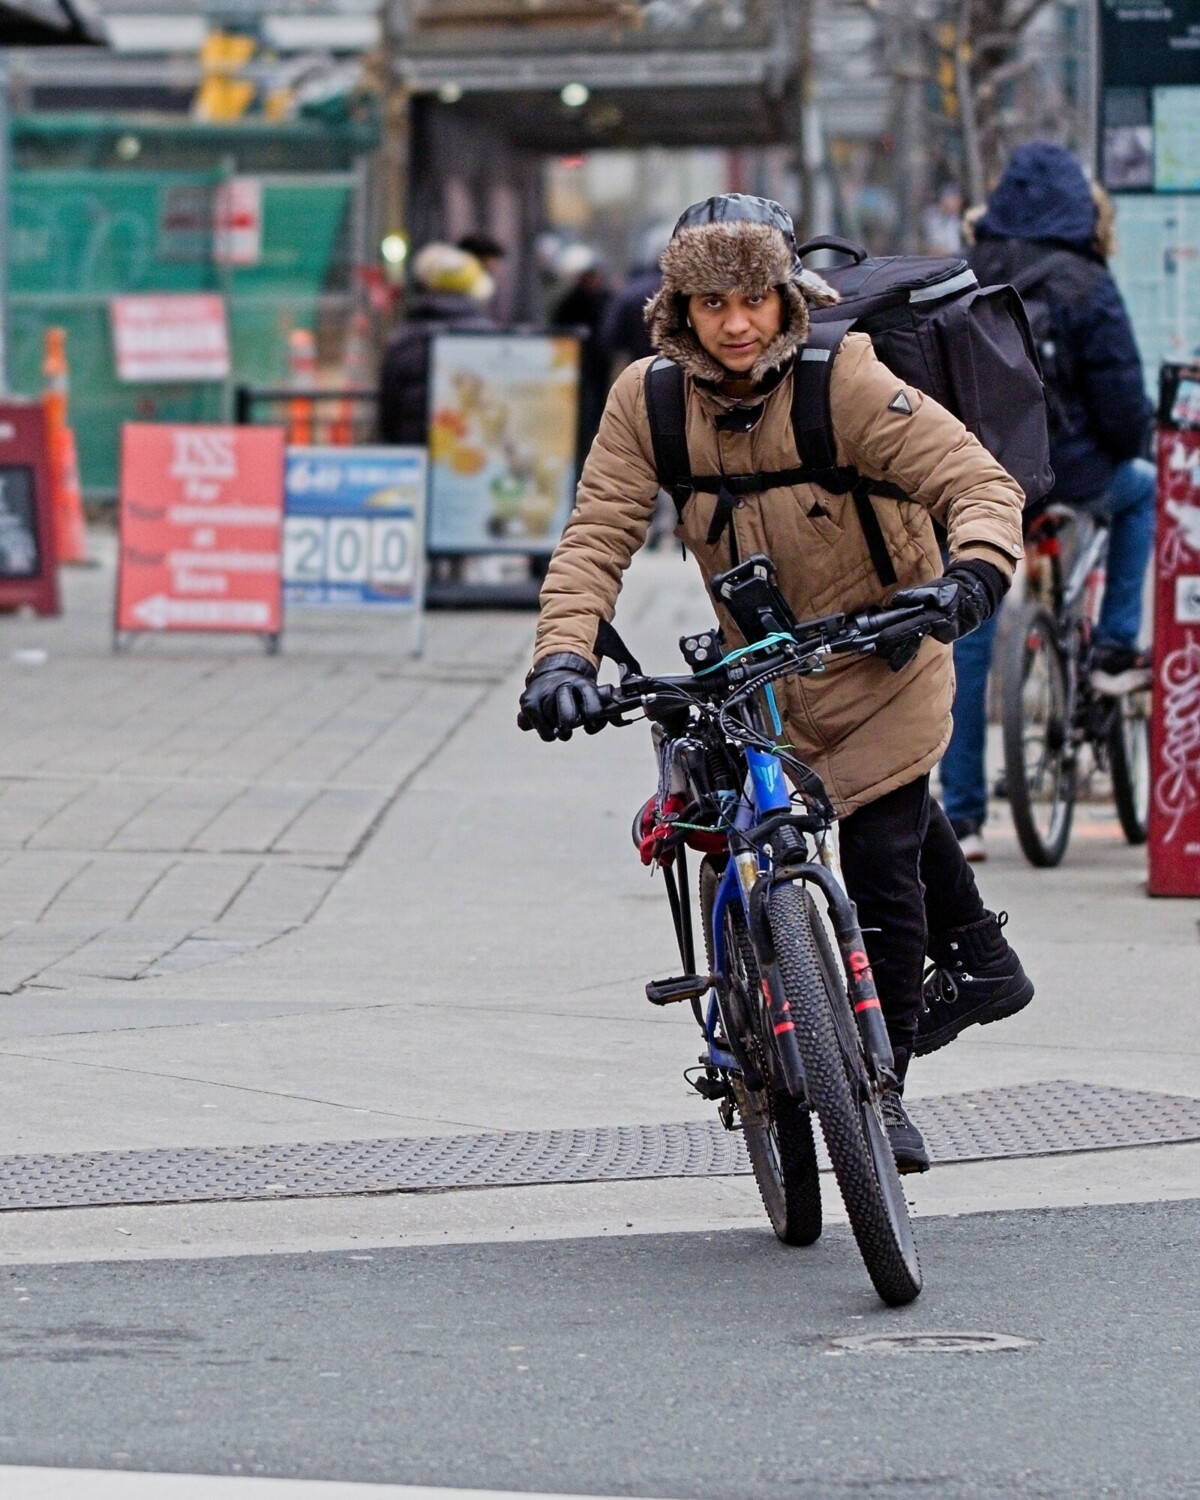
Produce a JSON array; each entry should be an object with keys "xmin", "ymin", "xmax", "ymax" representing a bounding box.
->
[{"xmin": 519, "ymin": 194, "xmax": 1034, "ymax": 1171}]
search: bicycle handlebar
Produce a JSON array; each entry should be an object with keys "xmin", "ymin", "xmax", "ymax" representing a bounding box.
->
[{"xmin": 599, "ymin": 599, "xmax": 942, "ymax": 723}]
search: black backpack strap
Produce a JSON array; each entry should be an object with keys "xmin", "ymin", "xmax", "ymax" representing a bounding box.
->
[
  {"xmin": 643, "ymin": 358, "xmax": 693, "ymax": 521},
  {"xmin": 593, "ymin": 617, "xmax": 643, "ymax": 677},
  {"xmin": 849, "ymin": 480, "xmax": 898, "ymax": 587},
  {"xmin": 791, "ymin": 317, "xmax": 899, "ymax": 587},
  {"xmin": 790, "ymin": 317, "xmax": 853, "ymax": 471}
]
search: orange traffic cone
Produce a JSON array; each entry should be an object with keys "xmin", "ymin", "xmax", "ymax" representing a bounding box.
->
[
  {"xmin": 42, "ymin": 328, "xmax": 88, "ymax": 564},
  {"xmin": 330, "ymin": 311, "xmax": 371, "ymax": 446},
  {"xmin": 287, "ymin": 327, "xmax": 317, "ymax": 446}
]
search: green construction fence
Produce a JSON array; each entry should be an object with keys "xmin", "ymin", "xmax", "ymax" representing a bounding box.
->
[{"xmin": 8, "ymin": 116, "xmax": 377, "ymax": 500}]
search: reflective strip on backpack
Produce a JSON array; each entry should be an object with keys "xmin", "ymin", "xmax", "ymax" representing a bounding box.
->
[{"xmin": 908, "ymin": 268, "xmax": 978, "ymax": 303}]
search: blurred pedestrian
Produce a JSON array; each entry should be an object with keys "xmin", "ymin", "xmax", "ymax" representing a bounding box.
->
[
  {"xmin": 456, "ymin": 233, "xmax": 506, "ymax": 282},
  {"xmin": 921, "ymin": 183, "xmax": 964, "ymax": 258},
  {"xmin": 552, "ymin": 249, "xmax": 612, "ymax": 465},
  {"xmin": 378, "ymin": 244, "xmax": 496, "ymax": 445},
  {"xmin": 598, "ymin": 222, "xmax": 675, "ymax": 543},
  {"xmin": 597, "ymin": 222, "xmax": 673, "ymax": 378},
  {"xmin": 939, "ymin": 142, "xmax": 1155, "ymax": 861}
]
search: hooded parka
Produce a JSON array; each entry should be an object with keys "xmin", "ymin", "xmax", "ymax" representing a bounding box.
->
[
  {"xmin": 968, "ymin": 142, "xmax": 1151, "ymax": 504},
  {"xmin": 532, "ymin": 198, "xmax": 1026, "ymax": 815}
]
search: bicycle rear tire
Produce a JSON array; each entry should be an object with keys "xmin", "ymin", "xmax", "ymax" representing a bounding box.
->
[
  {"xmin": 1002, "ymin": 601, "xmax": 1076, "ymax": 867},
  {"xmin": 767, "ymin": 882, "xmax": 921, "ymax": 1306},
  {"xmin": 1108, "ymin": 689, "xmax": 1150, "ymax": 845}
]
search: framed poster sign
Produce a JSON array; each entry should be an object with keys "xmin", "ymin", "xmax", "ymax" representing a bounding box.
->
[{"xmin": 426, "ymin": 332, "xmax": 580, "ymax": 555}]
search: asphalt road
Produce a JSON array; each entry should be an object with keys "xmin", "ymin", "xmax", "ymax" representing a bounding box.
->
[{"xmin": 2, "ymin": 1199, "xmax": 1197, "ymax": 1500}]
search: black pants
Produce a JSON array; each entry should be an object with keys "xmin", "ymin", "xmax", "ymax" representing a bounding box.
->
[{"xmin": 838, "ymin": 775, "xmax": 985, "ymax": 1076}]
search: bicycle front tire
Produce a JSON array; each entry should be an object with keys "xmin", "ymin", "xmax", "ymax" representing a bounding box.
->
[
  {"xmin": 767, "ymin": 882, "xmax": 922, "ymax": 1306},
  {"xmin": 1002, "ymin": 601, "xmax": 1076, "ymax": 867}
]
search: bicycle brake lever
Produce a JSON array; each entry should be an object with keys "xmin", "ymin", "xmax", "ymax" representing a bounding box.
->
[{"xmin": 597, "ymin": 682, "xmax": 638, "ymax": 727}]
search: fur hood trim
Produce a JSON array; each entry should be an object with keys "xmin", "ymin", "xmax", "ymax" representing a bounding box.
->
[{"xmin": 644, "ymin": 220, "xmax": 840, "ymax": 384}]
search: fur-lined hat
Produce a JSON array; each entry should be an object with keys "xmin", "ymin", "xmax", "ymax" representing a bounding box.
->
[{"xmin": 645, "ymin": 195, "xmax": 839, "ymax": 384}]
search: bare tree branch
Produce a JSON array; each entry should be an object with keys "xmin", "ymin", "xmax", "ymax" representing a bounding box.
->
[{"xmin": 999, "ymin": 0, "xmax": 1057, "ymax": 36}]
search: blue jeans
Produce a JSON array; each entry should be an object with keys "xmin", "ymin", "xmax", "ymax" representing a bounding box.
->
[
  {"xmin": 1084, "ymin": 456, "xmax": 1156, "ymax": 651},
  {"xmin": 939, "ymin": 609, "xmax": 1000, "ymax": 829},
  {"xmin": 938, "ymin": 456, "xmax": 1157, "ymax": 828}
]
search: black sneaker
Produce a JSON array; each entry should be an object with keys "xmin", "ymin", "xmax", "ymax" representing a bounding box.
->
[
  {"xmin": 1089, "ymin": 644, "xmax": 1152, "ymax": 697},
  {"xmin": 880, "ymin": 1089, "xmax": 930, "ymax": 1174},
  {"xmin": 916, "ymin": 910, "xmax": 1035, "ymax": 1057}
]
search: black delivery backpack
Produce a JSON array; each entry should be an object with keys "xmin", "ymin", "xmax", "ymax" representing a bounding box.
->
[{"xmin": 644, "ymin": 234, "xmax": 1053, "ymax": 585}]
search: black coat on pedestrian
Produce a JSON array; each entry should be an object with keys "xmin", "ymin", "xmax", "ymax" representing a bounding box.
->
[
  {"xmin": 597, "ymin": 266, "xmax": 661, "ymax": 368},
  {"xmin": 378, "ymin": 291, "xmax": 496, "ymax": 445},
  {"xmin": 968, "ymin": 142, "xmax": 1151, "ymax": 504}
]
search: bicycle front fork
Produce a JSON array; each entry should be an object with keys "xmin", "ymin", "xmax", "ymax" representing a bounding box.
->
[{"xmin": 743, "ymin": 846, "xmax": 897, "ymax": 1094}]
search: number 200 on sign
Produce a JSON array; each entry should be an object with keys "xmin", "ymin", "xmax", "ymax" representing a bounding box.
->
[{"xmin": 283, "ymin": 517, "xmax": 415, "ymax": 587}]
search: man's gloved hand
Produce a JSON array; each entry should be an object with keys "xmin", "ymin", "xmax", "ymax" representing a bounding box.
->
[
  {"xmin": 518, "ymin": 653, "xmax": 607, "ymax": 741},
  {"xmin": 876, "ymin": 560, "xmax": 1008, "ymax": 673}
]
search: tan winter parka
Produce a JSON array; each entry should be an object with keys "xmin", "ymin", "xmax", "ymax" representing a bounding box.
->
[{"xmin": 533, "ymin": 333, "xmax": 1025, "ymax": 815}]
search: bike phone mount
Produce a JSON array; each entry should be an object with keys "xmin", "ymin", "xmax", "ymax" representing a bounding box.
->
[{"xmin": 711, "ymin": 555, "xmax": 801, "ymax": 644}]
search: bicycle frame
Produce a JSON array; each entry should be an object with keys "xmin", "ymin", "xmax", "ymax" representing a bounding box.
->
[
  {"xmin": 605, "ymin": 581, "xmax": 938, "ymax": 1104},
  {"xmin": 1029, "ymin": 508, "xmax": 1108, "ymax": 639},
  {"xmin": 698, "ymin": 732, "xmax": 896, "ymax": 1099}
]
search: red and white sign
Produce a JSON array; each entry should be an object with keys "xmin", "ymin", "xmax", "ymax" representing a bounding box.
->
[
  {"xmin": 117, "ymin": 424, "xmax": 285, "ymax": 637},
  {"xmin": 1149, "ymin": 426, "xmax": 1200, "ymax": 894},
  {"xmin": 214, "ymin": 177, "xmax": 263, "ymax": 267},
  {"xmin": 110, "ymin": 294, "xmax": 231, "ymax": 382}
]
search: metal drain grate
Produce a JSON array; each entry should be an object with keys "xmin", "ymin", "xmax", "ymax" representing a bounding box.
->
[{"xmin": 1, "ymin": 1081, "xmax": 1197, "ymax": 1213}]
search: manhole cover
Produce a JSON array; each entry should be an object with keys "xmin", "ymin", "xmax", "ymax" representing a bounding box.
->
[{"xmin": 830, "ymin": 1331, "xmax": 1036, "ymax": 1354}]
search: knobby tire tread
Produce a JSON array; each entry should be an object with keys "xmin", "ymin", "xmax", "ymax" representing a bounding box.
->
[{"xmin": 767, "ymin": 881, "xmax": 921, "ymax": 1306}]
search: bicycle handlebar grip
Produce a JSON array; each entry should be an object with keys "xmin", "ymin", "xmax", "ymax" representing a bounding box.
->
[{"xmin": 850, "ymin": 602, "xmax": 930, "ymax": 636}]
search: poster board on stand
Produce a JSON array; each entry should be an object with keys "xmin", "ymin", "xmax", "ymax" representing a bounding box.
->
[
  {"xmin": 116, "ymin": 424, "xmax": 285, "ymax": 648},
  {"xmin": 424, "ymin": 332, "xmax": 579, "ymax": 605},
  {"xmin": 282, "ymin": 445, "xmax": 427, "ymax": 654}
]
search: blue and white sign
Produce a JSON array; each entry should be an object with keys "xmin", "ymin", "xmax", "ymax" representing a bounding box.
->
[{"xmin": 283, "ymin": 446, "xmax": 427, "ymax": 613}]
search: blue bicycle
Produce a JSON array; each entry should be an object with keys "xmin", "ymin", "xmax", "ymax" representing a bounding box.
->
[{"xmin": 603, "ymin": 555, "xmax": 934, "ymax": 1306}]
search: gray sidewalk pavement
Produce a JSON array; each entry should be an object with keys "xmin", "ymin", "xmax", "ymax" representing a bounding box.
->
[{"xmin": 0, "ymin": 532, "xmax": 1198, "ymax": 1262}]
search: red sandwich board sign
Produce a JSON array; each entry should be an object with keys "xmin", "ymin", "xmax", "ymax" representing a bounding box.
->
[
  {"xmin": 116, "ymin": 424, "xmax": 285, "ymax": 647},
  {"xmin": 0, "ymin": 399, "xmax": 60, "ymax": 617},
  {"xmin": 1149, "ymin": 364, "xmax": 1200, "ymax": 895}
]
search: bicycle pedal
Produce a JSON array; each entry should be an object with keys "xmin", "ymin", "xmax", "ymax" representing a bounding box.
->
[{"xmin": 645, "ymin": 974, "xmax": 712, "ymax": 1006}]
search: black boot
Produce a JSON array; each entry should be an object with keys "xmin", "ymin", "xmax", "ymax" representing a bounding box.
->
[
  {"xmin": 916, "ymin": 911, "xmax": 1034, "ymax": 1057},
  {"xmin": 881, "ymin": 1045, "xmax": 930, "ymax": 1174}
]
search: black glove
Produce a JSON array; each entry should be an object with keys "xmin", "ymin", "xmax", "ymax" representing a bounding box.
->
[
  {"xmin": 876, "ymin": 561, "xmax": 1007, "ymax": 672},
  {"xmin": 518, "ymin": 653, "xmax": 606, "ymax": 742}
]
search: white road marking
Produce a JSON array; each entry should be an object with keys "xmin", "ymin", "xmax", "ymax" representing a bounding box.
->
[{"xmin": 0, "ymin": 1471, "xmax": 675, "ymax": 1500}]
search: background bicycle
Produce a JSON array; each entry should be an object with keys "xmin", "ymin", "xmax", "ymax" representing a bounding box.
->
[{"xmin": 1000, "ymin": 505, "xmax": 1151, "ymax": 867}]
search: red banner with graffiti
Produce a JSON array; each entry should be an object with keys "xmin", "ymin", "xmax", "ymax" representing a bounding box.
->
[
  {"xmin": 117, "ymin": 424, "xmax": 285, "ymax": 637},
  {"xmin": 1150, "ymin": 384, "xmax": 1200, "ymax": 895}
]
